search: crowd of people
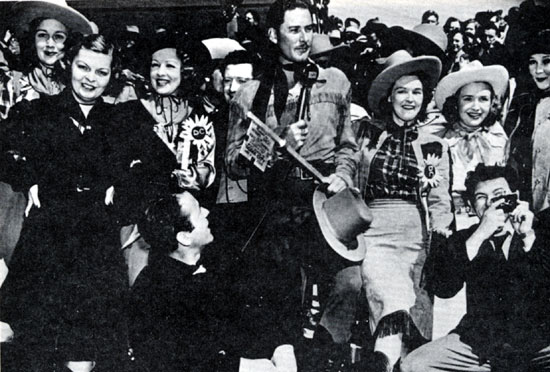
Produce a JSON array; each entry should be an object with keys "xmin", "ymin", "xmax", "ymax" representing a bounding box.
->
[{"xmin": 1, "ymin": 0, "xmax": 550, "ymax": 371}]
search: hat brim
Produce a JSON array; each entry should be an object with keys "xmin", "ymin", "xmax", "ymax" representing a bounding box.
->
[
  {"xmin": 201, "ymin": 38, "xmax": 245, "ymax": 60},
  {"xmin": 11, "ymin": 1, "xmax": 92, "ymax": 36},
  {"xmin": 405, "ymin": 28, "xmax": 446, "ymax": 59},
  {"xmin": 434, "ymin": 65, "xmax": 509, "ymax": 109},
  {"xmin": 368, "ymin": 55, "xmax": 441, "ymax": 116},
  {"xmin": 313, "ymin": 188, "xmax": 366, "ymax": 263},
  {"xmin": 311, "ymin": 43, "xmax": 348, "ymax": 58}
]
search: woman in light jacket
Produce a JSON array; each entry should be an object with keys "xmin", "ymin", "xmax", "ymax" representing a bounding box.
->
[
  {"xmin": 432, "ymin": 61, "xmax": 509, "ymax": 229},
  {"xmin": 357, "ymin": 50, "xmax": 453, "ymax": 371}
]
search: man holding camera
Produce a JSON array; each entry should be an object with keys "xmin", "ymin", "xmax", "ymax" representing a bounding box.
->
[{"xmin": 401, "ymin": 163, "xmax": 550, "ymax": 372}]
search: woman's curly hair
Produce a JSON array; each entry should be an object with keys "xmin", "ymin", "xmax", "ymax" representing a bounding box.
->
[
  {"xmin": 377, "ymin": 71, "xmax": 434, "ymax": 123},
  {"xmin": 441, "ymin": 83, "xmax": 501, "ymax": 128},
  {"xmin": 61, "ymin": 33, "xmax": 120, "ymax": 96}
]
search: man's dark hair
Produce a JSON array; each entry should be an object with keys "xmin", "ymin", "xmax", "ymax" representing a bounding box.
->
[
  {"xmin": 422, "ymin": 10, "xmax": 439, "ymax": 24},
  {"xmin": 443, "ymin": 16, "xmax": 460, "ymax": 34},
  {"xmin": 139, "ymin": 194, "xmax": 194, "ymax": 255},
  {"xmin": 266, "ymin": 0, "xmax": 311, "ymax": 30},
  {"xmin": 483, "ymin": 23, "xmax": 499, "ymax": 35},
  {"xmin": 465, "ymin": 164, "xmax": 519, "ymax": 206},
  {"xmin": 245, "ymin": 10, "xmax": 261, "ymax": 25},
  {"xmin": 344, "ymin": 17, "xmax": 360, "ymax": 28},
  {"xmin": 222, "ymin": 50, "xmax": 256, "ymax": 77}
]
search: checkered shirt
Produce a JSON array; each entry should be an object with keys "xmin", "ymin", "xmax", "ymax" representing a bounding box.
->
[{"xmin": 366, "ymin": 124, "xmax": 420, "ymax": 201}]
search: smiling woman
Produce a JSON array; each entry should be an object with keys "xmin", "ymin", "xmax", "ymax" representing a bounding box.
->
[
  {"xmin": 0, "ymin": 0, "xmax": 93, "ymax": 309},
  {"xmin": 109, "ymin": 31, "xmax": 217, "ymax": 285},
  {"xmin": 506, "ymin": 30, "xmax": 550, "ymax": 214},
  {"xmin": 1, "ymin": 33, "xmax": 129, "ymax": 370},
  {"xmin": 356, "ymin": 49, "xmax": 452, "ymax": 370},
  {"xmin": 433, "ymin": 61, "xmax": 509, "ymax": 228}
]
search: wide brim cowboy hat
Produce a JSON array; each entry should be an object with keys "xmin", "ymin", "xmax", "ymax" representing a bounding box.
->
[
  {"xmin": 313, "ymin": 187, "xmax": 371, "ymax": 262},
  {"xmin": 367, "ymin": 50, "xmax": 442, "ymax": 116},
  {"xmin": 310, "ymin": 33, "xmax": 348, "ymax": 59},
  {"xmin": 201, "ymin": 38, "xmax": 245, "ymax": 60},
  {"xmin": 434, "ymin": 60, "xmax": 509, "ymax": 110},
  {"xmin": 10, "ymin": 0, "xmax": 93, "ymax": 36}
]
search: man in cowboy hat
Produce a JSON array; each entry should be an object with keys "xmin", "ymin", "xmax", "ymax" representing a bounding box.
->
[
  {"xmin": 225, "ymin": 0, "xmax": 362, "ymax": 365},
  {"xmin": 401, "ymin": 163, "xmax": 550, "ymax": 372}
]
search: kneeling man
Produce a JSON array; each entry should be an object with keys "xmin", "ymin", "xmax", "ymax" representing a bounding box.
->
[
  {"xmin": 402, "ymin": 164, "xmax": 550, "ymax": 372},
  {"xmin": 129, "ymin": 192, "xmax": 297, "ymax": 372}
]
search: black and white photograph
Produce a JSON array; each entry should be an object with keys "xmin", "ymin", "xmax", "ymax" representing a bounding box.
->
[{"xmin": 0, "ymin": 0, "xmax": 549, "ymax": 371}]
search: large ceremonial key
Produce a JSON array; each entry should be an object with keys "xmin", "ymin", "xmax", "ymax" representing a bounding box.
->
[{"xmin": 246, "ymin": 111, "xmax": 328, "ymax": 184}]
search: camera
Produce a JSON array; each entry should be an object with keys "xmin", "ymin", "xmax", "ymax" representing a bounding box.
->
[{"xmin": 491, "ymin": 194, "xmax": 518, "ymax": 213}]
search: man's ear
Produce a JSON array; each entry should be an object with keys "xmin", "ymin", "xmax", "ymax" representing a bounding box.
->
[
  {"xmin": 268, "ymin": 27, "xmax": 278, "ymax": 45},
  {"xmin": 176, "ymin": 231, "xmax": 192, "ymax": 247}
]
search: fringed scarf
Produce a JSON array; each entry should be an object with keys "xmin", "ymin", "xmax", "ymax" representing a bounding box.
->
[{"xmin": 141, "ymin": 93, "xmax": 191, "ymax": 154}]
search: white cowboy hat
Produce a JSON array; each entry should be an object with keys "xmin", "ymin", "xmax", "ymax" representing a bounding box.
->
[
  {"xmin": 201, "ymin": 38, "xmax": 245, "ymax": 60},
  {"xmin": 434, "ymin": 60, "xmax": 509, "ymax": 110},
  {"xmin": 10, "ymin": 0, "xmax": 93, "ymax": 36},
  {"xmin": 368, "ymin": 50, "xmax": 441, "ymax": 116},
  {"xmin": 310, "ymin": 33, "xmax": 348, "ymax": 58}
]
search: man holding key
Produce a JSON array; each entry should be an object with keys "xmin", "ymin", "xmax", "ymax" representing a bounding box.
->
[{"xmin": 225, "ymin": 0, "xmax": 361, "ymax": 367}]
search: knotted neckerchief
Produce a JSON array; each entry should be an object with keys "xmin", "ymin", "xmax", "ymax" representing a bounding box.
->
[
  {"xmin": 386, "ymin": 120, "xmax": 419, "ymax": 142},
  {"xmin": 141, "ymin": 93, "xmax": 190, "ymax": 153},
  {"xmin": 536, "ymin": 88, "xmax": 550, "ymax": 103},
  {"xmin": 451, "ymin": 122, "xmax": 504, "ymax": 165},
  {"xmin": 27, "ymin": 66, "xmax": 63, "ymax": 96},
  {"xmin": 251, "ymin": 60, "xmax": 307, "ymax": 124}
]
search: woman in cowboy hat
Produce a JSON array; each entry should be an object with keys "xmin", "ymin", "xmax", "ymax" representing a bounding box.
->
[
  {"xmin": 1, "ymin": 0, "xmax": 93, "ymax": 118},
  {"xmin": 0, "ymin": 0, "xmax": 93, "ymax": 271},
  {"xmin": 1, "ymin": 33, "xmax": 127, "ymax": 372},
  {"xmin": 433, "ymin": 61, "xmax": 509, "ymax": 229},
  {"xmin": 109, "ymin": 31, "xmax": 216, "ymax": 285},
  {"xmin": 506, "ymin": 29, "xmax": 550, "ymax": 214},
  {"xmin": 356, "ymin": 50, "xmax": 453, "ymax": 370}
]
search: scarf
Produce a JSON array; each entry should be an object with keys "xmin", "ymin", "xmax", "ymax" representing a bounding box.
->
[
  {"xmin": 141, "ymin": 93, "xmax": 191, "ymax": 153},
  {"xmin": 26, "ymin": 67, "xmax": 64, "ymax": 96},
  {"xmin": 449, "ymin": 122, "xmax": 506, "ymax": 165}
]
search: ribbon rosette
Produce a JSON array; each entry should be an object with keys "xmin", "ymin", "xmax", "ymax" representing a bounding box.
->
[
  {"xmin": 420, "ymin": 153, "xmax": 442, "ymax": 190},
  {"xmin": 179, "ymin": 114, "xmax": 215, "ymax": 160}
]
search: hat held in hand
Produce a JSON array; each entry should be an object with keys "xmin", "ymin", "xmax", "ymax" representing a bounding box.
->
[{"xmin": 313, "ymin": 187, "xmax": 372, "ymax": 262}]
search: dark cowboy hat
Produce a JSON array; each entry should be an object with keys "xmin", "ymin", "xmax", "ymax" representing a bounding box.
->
[
  {"xmin": 523, "ymin": 29, "xmax": 550, "ymax": 60},
  {"xmin": 313, "ymin": 187, "xmax": 372, "ymax": 262},
  {"xmin": 367, "ymin": 50, "xmax": 441, "ymax": 116},
  {"xmin": 10, "ymin": 0, "xmax": 93, "ymax": 36}
]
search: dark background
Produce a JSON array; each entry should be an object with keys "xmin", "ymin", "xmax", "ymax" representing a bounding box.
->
[{"xmin": 0, "ymin": 0, "xmax": 273, "ymax": 38}]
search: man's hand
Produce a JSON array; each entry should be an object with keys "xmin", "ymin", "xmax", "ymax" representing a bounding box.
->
[
  {"xmin": 271, "ymin": 345, "xmax": 297, "ymax": 372},
  {"xmin": 509, "ymin": 200, "xmax": 534, "ymax": 235},
  {"xmin": 287, "ymin": 120, "xmax": 308, "ymax": 149},
  {"xmin": 105, "ymin": 186, "xmax": 115, "ymax": 206},
  {"xmin": 325, "ymin": 174, "xmax": 348, "ymax": 194},
  {"xmin": 466, "ymin": 198, "xmax": 506, "ymax": 260},
  {"xmin": 239, "ymin": 358, "xmax": 277, "ymax": 372},
  {"xmin": 476, "ymin": 198, "xmax": 507, "ymax": 241}
]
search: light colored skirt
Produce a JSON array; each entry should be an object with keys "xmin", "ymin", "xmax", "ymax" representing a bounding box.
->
[{"xmin": 361, "ymin": 199, "xmax": 432, "ymax": 340}]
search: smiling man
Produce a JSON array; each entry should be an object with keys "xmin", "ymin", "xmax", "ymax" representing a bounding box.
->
[{"xmin": 225, "ymin": 0, "xmax": 360, "ymax": 368}]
